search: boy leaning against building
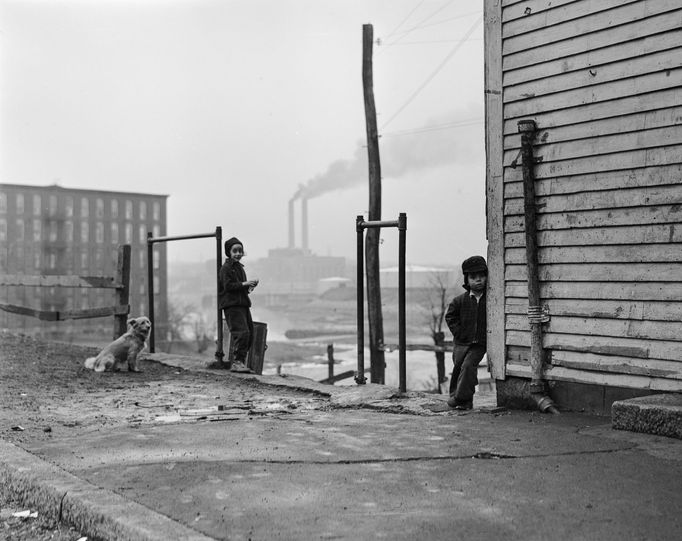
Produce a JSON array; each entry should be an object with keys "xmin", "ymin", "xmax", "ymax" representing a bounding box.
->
[
  {"xmin": 444, "ymin": 255, "xmax": 488, "ymax": 410},
  {"xmin": 217, "ymin": 236, "xmax": 259, "ymax": 373}
]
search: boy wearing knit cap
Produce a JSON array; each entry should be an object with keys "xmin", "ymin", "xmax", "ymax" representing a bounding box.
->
[
  {"xmin": 218, "ymin": 237, "xmax": 259, "ymax": 373},
  {"xmin": 444, "ymin": 255, "xmax": 488, "ymax": 410}
]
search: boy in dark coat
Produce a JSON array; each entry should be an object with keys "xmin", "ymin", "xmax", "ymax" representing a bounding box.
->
[
  {"xmin": 218, "ymin": 237, "xmax": 259, "ymax": 373},
  {"xmin": 444, "ymin": 255, "xmax": 487, "ymax": 410}
]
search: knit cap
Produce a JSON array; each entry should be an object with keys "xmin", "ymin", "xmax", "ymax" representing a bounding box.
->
[
  {"xmin": 224, "ymin": 237, "xmax": 244, "ymax": 256},
  {"xmin": 462, "ymin": 255, "xmax": 487, "ymax": 274}
]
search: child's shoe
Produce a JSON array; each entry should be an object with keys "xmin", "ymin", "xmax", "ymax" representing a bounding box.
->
[
  {"xmin": 205, "ymin": 360, "xmax": 229, "ymax": 369},
  {"xmin": 231, "ymin": 360, "xmax": 252, "ymax": 373},
  {"xmin": 447, "ymin": 397, "xmax": 473, "ymax": 410}
]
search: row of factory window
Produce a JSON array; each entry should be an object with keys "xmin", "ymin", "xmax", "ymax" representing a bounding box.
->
[
  {"xmin": 0, "ymin": 219, "xmax": 161, "ymax": 245},
  {"xmin": 0, "ymin": 246, "xmax": 161, "ymax": 273},
  {"xmin": 0, "ymin": 193, "xmax": 161, "ymax": 222}
]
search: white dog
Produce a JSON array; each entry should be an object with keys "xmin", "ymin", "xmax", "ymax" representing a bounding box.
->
[{"xmin": 84, "ymin": 316, "xmax": 151, "ymax": 372}]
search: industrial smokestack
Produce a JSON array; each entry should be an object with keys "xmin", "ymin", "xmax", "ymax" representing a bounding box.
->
[
  {"xmin": 301, "ymin": 197, "xmax": 309, "ymax": 254},
  {"xmin": 288, "ymin": 198, "xmax": 295, "ymax": 249}
]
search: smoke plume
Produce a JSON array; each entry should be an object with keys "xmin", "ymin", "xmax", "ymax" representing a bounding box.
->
[{"xmin": 290, "ymin": 112, "xmax": 482, "ymax": 202}]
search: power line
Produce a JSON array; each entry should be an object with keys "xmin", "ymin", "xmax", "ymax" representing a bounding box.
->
[
  {"xmin": 380, "ymin": 15, "xmax": 483, "ymax": 131},
  {"xmin": 381, "ymin": 118, "xmax": 483, "ymax": 138},
  {"xmin": 380, "ymin": 0, "xmax": 463, "ymax": 48},
  {"xmin": 383, "ymin": 0, "xmax": 427, "ymax": 41},
  {"xmin": 385, "ymin": 37, "xmax": 483, "ymax": 46},
  {"xmin": 382, "ymin": 10, "xmax": 483, "ymax": 44}
]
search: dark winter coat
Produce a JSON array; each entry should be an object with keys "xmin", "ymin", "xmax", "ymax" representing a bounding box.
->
[
  {"xmin": 218, "ymin": 259, "xmax": 251, "ymax": 309},
  {"xmin": 444, "ymin": 291, "xmax": 486, "ymax": 347}
]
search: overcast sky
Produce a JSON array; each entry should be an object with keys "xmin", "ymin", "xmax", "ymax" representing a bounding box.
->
[{"xmin": 0, "ymin": 0, "xmax": 486, "ymax": 266}]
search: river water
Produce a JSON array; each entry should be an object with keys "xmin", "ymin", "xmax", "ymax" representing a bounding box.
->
[{"xmin": 262, "ymin": 342, "xmax": 494, "ymax": 397}]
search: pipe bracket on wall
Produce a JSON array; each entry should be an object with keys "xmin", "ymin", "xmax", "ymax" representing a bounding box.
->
[{"xmin": 527, "ymin": 304, "xmax": 550, "ymax": 324}]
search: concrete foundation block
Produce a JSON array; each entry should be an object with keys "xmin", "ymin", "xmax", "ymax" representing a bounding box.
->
[{"xmin": 612, "ymin": 393, "xmax": 682, "ymax": 440}]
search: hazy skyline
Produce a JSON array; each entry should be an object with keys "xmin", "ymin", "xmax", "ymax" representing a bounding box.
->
[{"xmin": 0, "ymin": 0, "xmax": 486, "ymax": 266}]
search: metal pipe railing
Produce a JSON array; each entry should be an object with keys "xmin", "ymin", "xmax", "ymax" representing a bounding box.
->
[
  {"xmin": 146, "ymin": 226, "xmax": 224, "ymax": 361},
  {"xmin": 356, "ymin": 213, "xmax": 408, "ymax": 392},
  {"xmin": 356, "ymin": 216, "xmax": 366, "ymax": 384}
]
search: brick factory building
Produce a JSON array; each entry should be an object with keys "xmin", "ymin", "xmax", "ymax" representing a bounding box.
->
[{"xmin": 0, "ymin": 183, "xmax": 168, "ymax": 343}]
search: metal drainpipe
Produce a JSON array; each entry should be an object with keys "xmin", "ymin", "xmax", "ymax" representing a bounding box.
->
[{"xmin": 518, "ymin": 119, "xmax": 559, "ymax": 414}]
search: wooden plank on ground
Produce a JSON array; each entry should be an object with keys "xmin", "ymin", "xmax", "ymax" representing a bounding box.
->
[{"xmin": 319, "ymin": 368, "xmax": 370, "ymax": 385}]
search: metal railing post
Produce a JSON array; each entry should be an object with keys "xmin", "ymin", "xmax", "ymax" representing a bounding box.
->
[
  {"xmin": 356, "ymin": 215, "xmax": 366, "ymax": 384},
  {"xmin": 147, "ymin": 232, "xmax": 155, "ymax": 353},
  {"xmin": 398, "ymin": 212, "xmax": 407, "ymax": 393},
  {"xmin": 146, "ymin": 228, "xmax": 225, "ymax": 358},
  {"xmin": 355, "ymin": 213, "xmax": 407, "ymax": 391},
  {"xmin": 215, "ymin": 226, "xmax": 224, "ymax": 361}
]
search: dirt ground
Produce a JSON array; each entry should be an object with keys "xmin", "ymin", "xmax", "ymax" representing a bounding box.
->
[
  {"xmin": 0, "ymin": 331, "xmax": 330, "ymax": 447},
  {"xmin": 0, "ymin": 330, "xmax": 333, "ymax": 540},
  {"xmin": 1, "ymin": 331, "xmax": 196, "ymax": 446}
]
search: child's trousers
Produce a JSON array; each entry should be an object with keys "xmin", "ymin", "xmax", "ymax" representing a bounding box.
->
[
  {"xmin": 223, "ymin": 307, "xmax": 254, "ymax": 361},
  {"xmin": 449, "ymin": 344, "xmax": 486, "ymax": 404}
]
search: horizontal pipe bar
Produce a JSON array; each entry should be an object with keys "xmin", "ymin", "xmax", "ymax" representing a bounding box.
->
[
  {"xmin": 148, "ymin": 232, "xmax": 217, "ymax": 244},
  {"xmin": 360, "ymin": 220, "xmax": 400, "ymax": 229}
]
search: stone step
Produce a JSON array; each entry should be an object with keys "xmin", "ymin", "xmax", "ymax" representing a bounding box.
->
[{"xmin": 612, "ymin": 393, "xmax": 682, "ymax": 440}]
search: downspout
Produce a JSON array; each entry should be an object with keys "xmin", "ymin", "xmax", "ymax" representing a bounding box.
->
[{"xmin": 518, "ymin": 120, "xmax": 559, "ymax": 414}]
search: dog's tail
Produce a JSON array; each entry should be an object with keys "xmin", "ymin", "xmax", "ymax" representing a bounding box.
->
[{"xmin": 84, "ymin": 357, "xmax": 96, "ymax": 370}]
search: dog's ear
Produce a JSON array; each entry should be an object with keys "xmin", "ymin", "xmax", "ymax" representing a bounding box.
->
[{"xmin": 127, "ymin": 318, "xmax": 137, "ymax": 328}]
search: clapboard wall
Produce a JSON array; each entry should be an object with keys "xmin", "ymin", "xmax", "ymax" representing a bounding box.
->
[{"xmin": 484, "ymin": 0, "xmax": 682, "ymax": 393}]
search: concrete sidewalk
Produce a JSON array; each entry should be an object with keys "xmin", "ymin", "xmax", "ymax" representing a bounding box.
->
[{"xmin": 2, "ymin": 353, "xmax": 681, "ymax": 541}]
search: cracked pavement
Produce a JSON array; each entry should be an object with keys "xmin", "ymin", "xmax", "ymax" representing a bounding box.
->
[{"xmin": 2, "ymin": 340, "xmax": 681, "ymax": 540}]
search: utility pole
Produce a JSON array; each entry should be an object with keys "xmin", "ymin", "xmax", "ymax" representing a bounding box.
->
[{"xmin": 362, "ymin": 23, "xmax": 386, "ymax": 384}]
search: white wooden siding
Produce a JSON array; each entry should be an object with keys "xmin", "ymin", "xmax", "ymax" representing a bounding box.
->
[{"xmin": 486, "ymin": 0, "xmax": 682, "ymax": 387}]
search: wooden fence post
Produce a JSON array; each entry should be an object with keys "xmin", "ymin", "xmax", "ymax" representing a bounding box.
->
[
  {"xmin": 114, "ymin": 244, "xmax": 131, "ymax": 339},
  {"xmin": 327, "ymin": 343, "xmax": 334, "ymax": 381}
]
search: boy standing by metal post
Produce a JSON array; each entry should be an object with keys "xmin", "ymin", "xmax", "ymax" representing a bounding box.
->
[
  {"xmin": 218, "ymin": 236, "xmax": 259, "ymax": 373},
  {"xmin": 445, "ymin": 256, "xmax": 488, "ymax": 410}
]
